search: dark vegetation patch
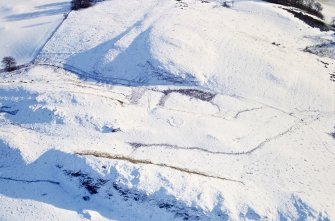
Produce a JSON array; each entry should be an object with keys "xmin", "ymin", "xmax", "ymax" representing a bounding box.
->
[
  {"xmin": 175, "ymin": 0, "xmax": 188, "ymax": 9},
  {"xmin": 82, "ymin": 196, "xmax": 90, "ymax": 201},
  {"xmin": 330, "ymin": 73, "xmax": 335, "ymax": 82},
  {"xmin": 63, "ymin": 169, "xmax": 108, "ymax": 194},
  {"xmin": 263, "ymin": 0, "xmax": 324, "ymax": 19},
  {"xmin": 284, "ymin": 9, "xmax": 333, "ymax": 32},
  {"xmin": 220, "ymin": 1, "xmax": 234, "ymax": 8},
  {"xmin": 1, "ymin": 57, "xmax": 17, "ymax": 72},
  {"xmin": 304, "ymin": 41, "xmax": 335, "ymax": 59},
  {"xmin": 111, "ymin": 181, "xmax": 209, "ymax": 221},
  {"xmin": 71, "ymin": 0, "xmax": 94, "ymax": 10},
  {"xmin": 317, "ymin": 59, "xmax": 330, "ymax": 68},
  {"xmin": 0, "ymin": 106, "xmax": 19, "ymax": 115},
  {"xmin": 162, "ymin": 89, "xmax": 216, "ymax": 102},
  {"xmin": 59, "ymin": 155, "xmax": 231, "ymax": 219},
  {"xmin": 112, "ymin": 182, "xmax": 148, "ymax": 202}
]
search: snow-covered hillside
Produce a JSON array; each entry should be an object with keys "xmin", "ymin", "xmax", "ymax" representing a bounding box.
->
[
  {"xmin": 0, "ymin": 0, "xmax": 70, "ymax": 64},
  {"xmin": 0, "ymin": 0, "xmax": 335, "ymax": 220},
  {"xmin": 318, "ymin": 0, "xmax": 335, "ymax": 23},
  {"xmin": 37, "ymin": 0, "xmax": 334, "ymax": 111}
]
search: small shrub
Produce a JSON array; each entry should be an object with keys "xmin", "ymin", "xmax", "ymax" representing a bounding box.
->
[{"xmin": 1, "ymin": 56, "xmax": 17, "ymax": 72}]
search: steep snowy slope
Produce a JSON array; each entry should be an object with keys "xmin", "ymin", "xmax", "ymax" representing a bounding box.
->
[{"xmin": 0, "ymin": 0, "xmax": 335, "ymax": 220}]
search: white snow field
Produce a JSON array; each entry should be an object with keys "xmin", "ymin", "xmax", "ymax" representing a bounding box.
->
[
  {"xmin": 1, "ymin": 0, "xmax": 335, "ymax": 220},
  {"xmin": 318, "ymin": 0, "xmax": 335, "ymax": 23},
  {"xmin": 0, "ymin": 0, "xmax": 70, "ymax": 65}
]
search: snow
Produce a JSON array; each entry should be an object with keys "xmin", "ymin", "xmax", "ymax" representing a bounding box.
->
[
  {"xmin": 38, "ymin": 0, "xmax": 334, "ymax": 111},
  {"xmin": 0, "ymin": 0, "xmax": 335, "ymax": 220},
  {"xmin": 0, "ymin": 0, "xmax": 70, "ymax": 65},
  {"xmin": 318, "ymin": 0, "xmax": 335, "ymax": 23}
]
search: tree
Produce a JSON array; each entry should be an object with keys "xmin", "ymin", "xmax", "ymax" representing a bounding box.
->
[{"xmin": 1, "ymin": 56, "xmax": 17, "ymax": 72}]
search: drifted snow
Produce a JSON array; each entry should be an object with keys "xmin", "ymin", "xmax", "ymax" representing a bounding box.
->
[{"xmin": 0, "ymin": 0, "xmax": 335, "ymax": 220}]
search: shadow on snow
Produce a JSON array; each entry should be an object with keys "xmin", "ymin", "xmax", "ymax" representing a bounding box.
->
[
  {"xmin": 0, "ymin": 140, "xmax": 330, "ymax": 220},
  {"xmin": 0, "ymin": 88, "xmax": 57, "ymax": 124},
  {"xmin": 5, "ymin": 2, "xmax": 69, "ymax": 22},
  {"xmin": 64, "ymin": 19, "xmax": 198, "ymax": 87},
  {"xmin": 0, "ymin": 141, "xmax": 226, "ymax": 221}
]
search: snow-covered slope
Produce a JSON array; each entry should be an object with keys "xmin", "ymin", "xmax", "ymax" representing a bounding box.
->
[
  {"xmin": 37, "ymin": 0, "xmax": 334, "ymax": 111},
  {"xmin": 318, "ymin": 0, "xmax": 335, "ymax": 23},
  {"xmin": 1, "ymin": 65, "xmax": 334, "ymax": 220},
  {"xmin": 1, "ymin": 0, "xmax": 335, "ymax": 220},
  {"xmin": 0, "ymin": 0, "xmax": 70, "ymax": 64}
]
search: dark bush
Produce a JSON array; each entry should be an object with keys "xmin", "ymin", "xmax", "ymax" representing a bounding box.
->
[
  {"xmin": 71, "ymin": 0, "xmax": 93, "ymax": 10},
  {"xmin": 1, "ymin": 56, "xmax": 17, "ymax": 72},
  {"xmin": 263, "ymin": 0, "xmax": 324, "ymax": 19}
]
